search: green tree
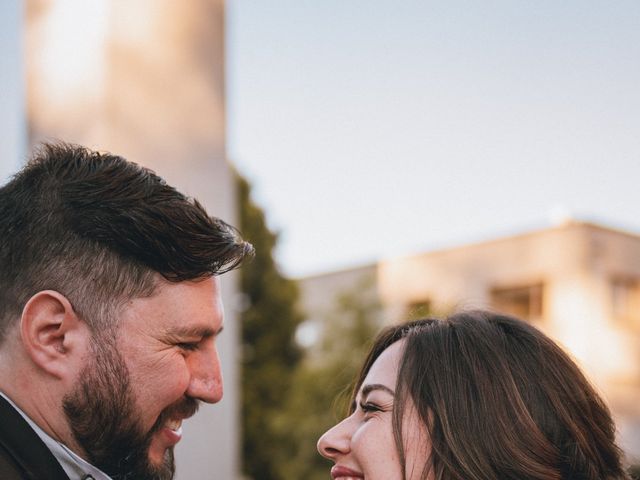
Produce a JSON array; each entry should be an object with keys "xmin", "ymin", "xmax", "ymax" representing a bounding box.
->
[
  {"xmin": 272, "ymin": 275, "xmax": 382, "ymax": 479},
  {"xmin": 237, "ymin": 175, "xmax": 382, "ymax": 479},
  {"xmin": 238, "ymin": 175, "xmax": 304, "ymax": 480}
]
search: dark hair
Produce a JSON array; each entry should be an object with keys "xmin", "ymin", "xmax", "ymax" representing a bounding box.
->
[
  {"xmin": 351, "ymin": 311, "xmax": 630, "ymax": 480},
  {"xmin": 0, "ymin": 142, "xmax": 253, "ymax": 341}
]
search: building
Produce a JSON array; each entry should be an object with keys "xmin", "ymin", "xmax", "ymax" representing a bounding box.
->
[
  {"xmin": 298, "ymin": 220, "xmax": 640, "ymax": 461},
  {"xmin": 3, "ymin": 1, "xmax": 240, "ymax": 478}
]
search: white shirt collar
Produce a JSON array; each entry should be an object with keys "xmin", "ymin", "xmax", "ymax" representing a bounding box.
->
[{"xmin": 0, "ymin": 391, "xmax": 113, "ymax": 480}]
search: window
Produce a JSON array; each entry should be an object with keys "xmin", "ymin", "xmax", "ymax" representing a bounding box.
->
[
  {"xmin": 490, "ymin": 283, "xmax": 544, "ymax": 321},
  {"xmin": 611, "ymin": 276, "xmax": 640, "ymax": 328}
]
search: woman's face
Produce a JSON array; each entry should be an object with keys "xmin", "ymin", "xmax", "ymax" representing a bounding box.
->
[{"xmin": 317, "ymin": 340, "xmax": 431, "ymax": 479}]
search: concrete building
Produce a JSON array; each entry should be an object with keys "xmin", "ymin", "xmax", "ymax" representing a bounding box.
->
[
  {"xmin": 298, "ymin": 220, "xmax": 640, "ymax": 462},
  {"xmin": 3, "ymin": 1, "xmax": 240, "ymax": 478}
]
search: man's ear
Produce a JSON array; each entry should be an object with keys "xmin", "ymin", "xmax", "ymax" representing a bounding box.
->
[{"xmin": 20, "ymin": 290, "xmax": 89, "ymax": 379}]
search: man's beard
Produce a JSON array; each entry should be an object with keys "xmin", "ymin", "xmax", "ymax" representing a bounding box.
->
[{"xmin": 62, "ymin": 336, "xmax": 199, "ymax": 480}]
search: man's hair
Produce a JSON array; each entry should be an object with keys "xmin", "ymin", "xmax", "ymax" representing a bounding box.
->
[
  {"xmin": 0, "ymin": 142, "xmax": 253, "ymax": 342},
  {"xmin": 351, "ymin": 311, "xmax": 630, "ymax": 480}
]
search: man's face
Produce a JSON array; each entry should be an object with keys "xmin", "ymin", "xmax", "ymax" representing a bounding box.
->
[{"xmin": 64, "ymin": 277, "xmax": 225, "ymax": 480}]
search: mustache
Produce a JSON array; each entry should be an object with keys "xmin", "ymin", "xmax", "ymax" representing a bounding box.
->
[{"xmin": 153, "ymin": 396, "xmax": 200, "ymax": 431}]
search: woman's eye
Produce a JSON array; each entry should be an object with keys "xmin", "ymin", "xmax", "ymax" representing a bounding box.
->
[{"xmin": 359, "ymin": 401, "xmax": 382, "ymax": 415}]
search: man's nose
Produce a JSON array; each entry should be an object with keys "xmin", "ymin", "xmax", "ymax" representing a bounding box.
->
[{"xmin": 186, "ymin": 342, "xmax": 223, "ymax": 403}]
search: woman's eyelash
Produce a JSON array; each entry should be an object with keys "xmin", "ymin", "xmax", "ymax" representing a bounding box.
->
[{"xmin": 359, "ymin": 401, "xmax": 382, "ymax": 413}]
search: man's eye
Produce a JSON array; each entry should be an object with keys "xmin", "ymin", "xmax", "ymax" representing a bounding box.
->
[{"xmin": 177, "ymin": 342, "xmax": 199, "ymax": 351}]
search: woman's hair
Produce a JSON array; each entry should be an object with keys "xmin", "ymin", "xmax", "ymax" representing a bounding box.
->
[{"xmin": 350, "ymin": 311, "xmax": 630, "ymax": 480}]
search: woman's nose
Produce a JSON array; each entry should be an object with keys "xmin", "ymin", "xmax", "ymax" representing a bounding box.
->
[{"xmin": 317, "ymin": 417, "xmax": 352, "ymax": 460}]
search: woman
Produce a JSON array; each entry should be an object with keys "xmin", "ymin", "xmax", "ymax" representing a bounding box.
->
[{"xmin": 317, "ymin": 310, "xmax": 630, "ymax": 479}]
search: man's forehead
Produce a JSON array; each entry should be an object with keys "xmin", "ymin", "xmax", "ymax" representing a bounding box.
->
[
  {"xmin": 155, "ymin": 276, "xmax": 222, "ymax": 304},
  {"xmin": 121, "ymin": 276, "xmax": 224, "ymax": 331}
]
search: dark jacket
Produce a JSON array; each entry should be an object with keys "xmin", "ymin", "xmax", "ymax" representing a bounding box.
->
[{"xmin": 0, "ymin": 395, "xmax": 70, "ymax": 480}]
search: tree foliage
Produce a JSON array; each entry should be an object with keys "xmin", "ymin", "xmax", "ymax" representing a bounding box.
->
[
  {"xmin": 238, "ymin": 174, "xmax": 303, "ymax": 480},
  {"xmin": 271, "ymin": 275, "xmax": 382, "ymax": 479},
  {"xmin": 237, "ymin": 173, "xmax": 382, "ymax": 479}
]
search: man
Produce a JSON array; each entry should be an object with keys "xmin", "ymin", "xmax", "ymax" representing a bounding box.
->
[{"xmin": 0, "ymin": 143, "xmax": 253, "ymax": 480}]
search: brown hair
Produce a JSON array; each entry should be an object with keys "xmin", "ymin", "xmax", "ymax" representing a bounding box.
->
[
  {"xmin": 351, "ymin": 311, "xmax": 630, "ymax": 480},
  {"xmin": 0, "ymin": 142, "xmax": 253, "ymax": 341}
]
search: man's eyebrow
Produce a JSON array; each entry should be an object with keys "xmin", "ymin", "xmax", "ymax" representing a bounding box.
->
[
  {"xmin": 361, "ymin": 383, "xmax": 395, "ymax": 397},
  {"xmin": 166, "ymin": 325, "xmax": 223, "ymax": 339}
]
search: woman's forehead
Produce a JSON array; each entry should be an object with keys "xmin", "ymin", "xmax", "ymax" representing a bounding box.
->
[{"xmin": 360, "ymin": 339, "xmax": 406, "ymax": 395}]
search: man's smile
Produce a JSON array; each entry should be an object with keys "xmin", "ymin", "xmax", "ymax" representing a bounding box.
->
[{"xmin": 163, "ymin": 418, "xmax": 183, "ymax": 435}]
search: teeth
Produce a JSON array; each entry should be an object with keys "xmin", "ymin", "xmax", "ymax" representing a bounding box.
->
[{"xmin": 165, "ymin": 419, "xmax": 183, "ymax": 432}]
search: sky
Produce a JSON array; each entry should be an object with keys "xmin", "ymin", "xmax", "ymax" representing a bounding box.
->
[
  {"xmin": 226, "ymin": 1, "xmax": 640, "ymax": 278},
  {"xmin": 0, "ymin": 1, "xmax": 24, "ymax": 182},
  {"xmin": 1, "ymin": 2, "xmax": 638, "ymax": 279}
]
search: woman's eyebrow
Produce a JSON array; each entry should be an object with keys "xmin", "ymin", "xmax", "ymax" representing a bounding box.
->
[{"xmin": 361, "ymin": 383, "xmax": 395, "ymax": 397}]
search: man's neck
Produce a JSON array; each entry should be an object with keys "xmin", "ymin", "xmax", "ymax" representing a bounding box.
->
[
  {"xmin": 0, "ymin": 351, "xmax": 85, "ymax": 459},
  {"xmin": 0, "ymin": 391, "xmax": 113, "ymax": 480}
]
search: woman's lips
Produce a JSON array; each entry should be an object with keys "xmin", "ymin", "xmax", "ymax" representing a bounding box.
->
[{"xmin": 331, "ymin": 465, "xmax": 364, "ymax": 479}]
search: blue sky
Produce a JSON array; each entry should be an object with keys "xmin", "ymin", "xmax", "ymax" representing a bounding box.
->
[
  {"xmin": 0, "ymin": 1, "xmax": 24, "ymax": 181},
  {"xmin": 5, "ymin": 2, "xmax": 638, "ymax": 278},
  {"xmin": 227, "ymin": 1, "xmax": 640, "ymax": 277}
]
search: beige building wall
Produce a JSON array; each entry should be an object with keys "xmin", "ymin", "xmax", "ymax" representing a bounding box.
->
[
  {"xmin": 299, "ymin": 265, "xmax": 378, "ymax": 326},
  {"xmin": 297, "ymin": 264, "xmax": 378, "ymax": 360},
  {"xmin": 26, "ymin": 1, "xmax": 239, "ymax": 478},
  {"xmin": 299, "ymin": 221, "xmax": 640, "ymax": 461}
]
